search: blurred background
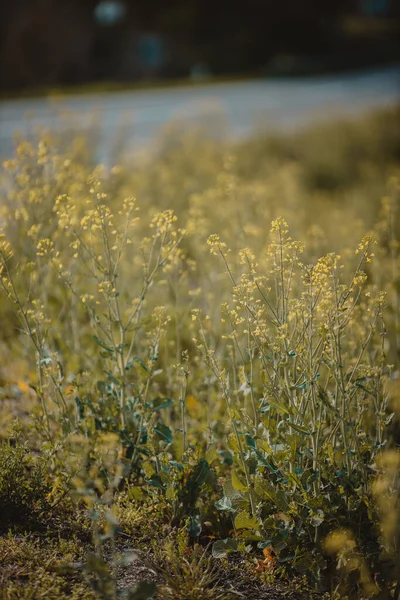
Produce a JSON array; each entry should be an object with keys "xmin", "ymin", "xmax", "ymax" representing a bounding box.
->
[
  {"xmin": 1, "ymin": 0, "xmax": 400, "ymax": 92},
  {"xmin": 0, "ymin": 0, "xmax": 399, "ymax": 163}
]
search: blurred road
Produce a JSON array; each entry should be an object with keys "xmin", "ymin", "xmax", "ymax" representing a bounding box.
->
[{"xmin": 0, "ymin": 65, "xmax": 399, "ymax": 161}]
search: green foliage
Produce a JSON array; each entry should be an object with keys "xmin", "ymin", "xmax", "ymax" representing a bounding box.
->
[
  {"xmin": 205, "ymin": 221, "xmax": 399, "ymax": 596},
  {"xmin": 151, "ymin": 530, "xmax": 229, "ymax": 600},
  {"xmin": 0, "ymin": 438, "xmax": 52, "ymax": 531},
  {"xmin": 0, "ymin": 535, "xmax": 95, "ymax": 600},
  {"xmin": 0, "ymin": 109, "xmax": 399, "ymax": 599}
]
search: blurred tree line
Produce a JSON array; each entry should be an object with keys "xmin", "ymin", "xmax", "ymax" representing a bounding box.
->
[{"xmin": 1, "ymin": 0, "xmax": 399, "ymax": 91}]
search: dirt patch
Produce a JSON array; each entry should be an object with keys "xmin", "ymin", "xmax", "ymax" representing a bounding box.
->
[{"xmin": 115, "ymin": 546, "xmax": 315, "ymax": 600}]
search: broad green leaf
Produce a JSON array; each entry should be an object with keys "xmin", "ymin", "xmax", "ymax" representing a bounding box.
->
[
  {"xmin": 215, "ymin": 496, "xmax": 234, "ymax": 512},
  {"xmin": 182, "ymin": 460, "xmax": 211, "ymax": 513},
  {"xmin": 218, "ymin": 449, "xmax": 233, "ymax": 465},
  {"xmin": 185, "ymin": 459, "xmax": 210, "ymax": 490},
  {"xmin": 212, "ymin": 539, "xmax": 238, "ymax": 558},
  {"xmin": 147, "ymin": 475, "xmax": 164, "ymax": 489},
  {"xmin": 228, "ymin": 432, "xmax": 240, "ymax": 454},
  {"xmin": 142, "ymin": 462, "xmax": 155, "ymax": 478},
  {"xmin": 154, "ymin": 423, "xmax": 173, "ymax": 444},
  {"xmin": 232, "ymin": 470, "xmax": 247, "ymax": 492},
  {"xmin": 259, "ymin": 440, "xmax": 273, "ymax": 455},
  {"xmin": 205, "ymin": 447, "xmax": 218, "ymax": 463},
  {"xmin": 234, "ymin": 511, "xmax": 259, "ymax": 530},
  {"xmin": 128, "ymin": 486, "xmax": 145, "ymax": 501}
]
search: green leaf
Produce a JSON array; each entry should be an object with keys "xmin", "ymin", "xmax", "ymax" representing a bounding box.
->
[
  {"xmin": 295, "ymin": 381, "xmax": 307, "ymax": 390},
  {"xmin": 261, "ymin": 398, "xmax": 290, "ymax": 415},
  {"xmin": 232, "ymin": 470, "xmax": 247, "ymax": 492},
  {"xmin": 234, "ymin": 511, "xmax": 259, "ymax": 530},
  {"xmin": 218, "ymin": 450, "xmax": 233, "ymax": 465},
  {"xmin": 187, "ymin": 514, "xmax": 202, "ymax": 540},
  {"xmin": 100, "ymin": 350, "xmax": 115, "ymax": 360},
  {"xmin": 105, "ymin": 371, "xmax": 120, "ymax": 386},
  {"xmin": 152, "ymin": 397, "xmax": 173, "ymax": 411},
  {"xmin": 182, "ymin": 460, "xmax": 210, "ymax": 512},
  {"xmin": 310, "ymin": 509, "xmax": 325, "ymax": 527},
  {"xmin": 93, "ymin": 335, "xmax": 114, "ymax": 353},
  {"xmin": 154, "ymin": 423, "xmax": 173, "ymax": 445},
  {"xmin": 253, "ymin": 448, "xmax": 272, "ymax": 468},
  {"xmin": 212, "ymin": 539, "xmax": 238, "ymax": 558},
  {"xmin": 147, "ymin": 475, "xmax": 164, "ymax": 489},
  {"xmin": 287, "ymin": 472, "xmax": 302, "ymax": 487},
  {"xmin": 128, "ymin": 486, "xmax": 145, "ymax": 501},
  {"xmin": 235, "ymin": 532, "xmax": 262, "ymax": 540},
  {"xmin": 132, "ymin": 356, "xmax": 149, "ymax": 373},
  {"xmin": 287, "ymin": 421, "xmax": 310, "ymax": 435},
  {"xmin": 245, "ymin": 433, "xmax": 256, "ymax": 449},
  {"xmin": 205, "ymin": 447, "xmax": 218, "ymax": 463},
  {"xmin": 272, "ymin": 539, "xmax": 288, "ymax": 552},
  {"xmin": 215, "ymin": 496, "xmax": 234, "ymax": 512},
  {"xmin": 185, "ymin": 460, "xmax": 209, "ymax": 491},
  {"xmin": 275, "ymin": 490, "xmax": 290, "ymax": 511},
  {"xmin": 257, "ymin": 539, "xmax": 273, "ymax": 549}
]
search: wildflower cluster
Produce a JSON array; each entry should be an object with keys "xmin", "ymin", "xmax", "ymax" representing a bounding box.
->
[{"xmin": 0, "ymin": 112, "xmax": 399, "ymax": 599}]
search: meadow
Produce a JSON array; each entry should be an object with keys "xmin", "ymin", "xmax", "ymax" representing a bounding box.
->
[{"xmin": 0, "ymin": 106, "xmax": 399, "ymax": 600}]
